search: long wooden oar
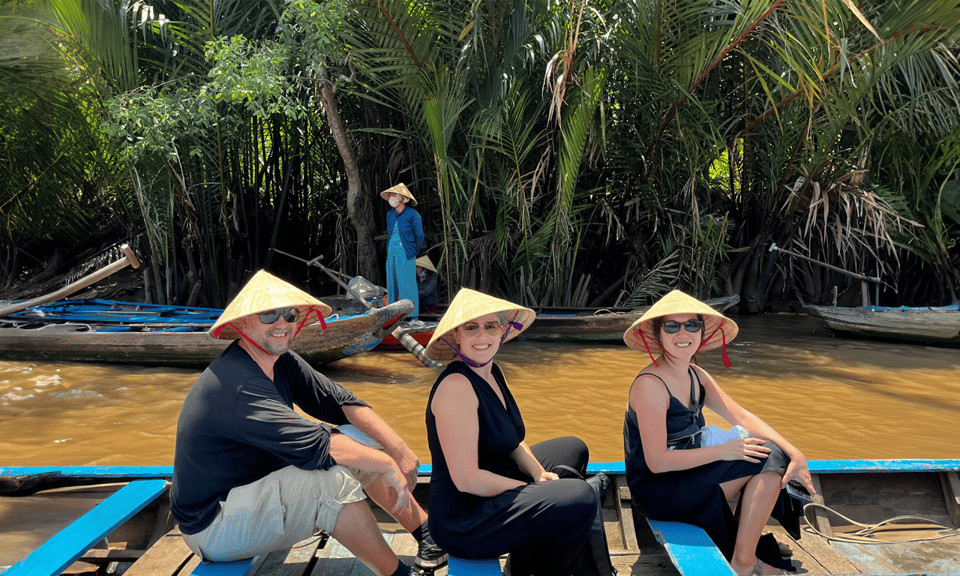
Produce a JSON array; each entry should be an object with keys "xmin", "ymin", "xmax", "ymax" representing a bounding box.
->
[{"xmin": 0, "ymin": 244, "xmax": 140, "ymax": 318}]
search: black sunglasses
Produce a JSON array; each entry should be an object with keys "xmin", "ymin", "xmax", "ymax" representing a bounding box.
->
[
  {"xmin": 259, "ymin": 308, "xmax": 299, "ymax": 324},
  {"xmin": 661, "ymin": 319, "xmax": 703, "ymax": 334}
]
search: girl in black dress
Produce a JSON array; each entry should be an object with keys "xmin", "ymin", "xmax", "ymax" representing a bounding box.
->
[
  {"xmin": 423, "ymin": 288, "xmax": 597, "ymax": 576},
  {"xmin": 622, "ymin": 290, "xmax": 814, "ymax": 576}
]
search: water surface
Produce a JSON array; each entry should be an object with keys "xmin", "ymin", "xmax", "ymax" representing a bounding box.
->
[{"xmin": 1, "ymin": 314, "xmax": 956, "ymax": 467}]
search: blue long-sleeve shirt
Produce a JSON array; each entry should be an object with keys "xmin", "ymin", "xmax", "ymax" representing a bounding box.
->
[{"xmin": 386, "ymin": 206, "xmax": 424, "ymax": 260}]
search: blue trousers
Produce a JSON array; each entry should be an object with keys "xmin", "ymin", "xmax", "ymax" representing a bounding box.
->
[{"xmin": 386, "ymin": 249, "xmax": 419, "ymax": 318}]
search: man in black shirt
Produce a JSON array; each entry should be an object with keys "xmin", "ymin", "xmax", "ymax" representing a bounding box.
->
[{"xmin": 171, "ymin": 271, "xmax": 444, "ymax": 575}]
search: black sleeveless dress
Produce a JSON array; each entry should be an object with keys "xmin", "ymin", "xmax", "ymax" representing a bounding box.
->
[
  {"xmin": 426, "ymin": 361, "xmax": 596, "ymax": 576},
  {"xmin": 623, "ymin": 367, "xmax": 799, "ymax": 559}
]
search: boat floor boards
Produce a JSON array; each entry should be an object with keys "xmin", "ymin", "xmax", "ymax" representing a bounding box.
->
[
  {"xmin": 5, "ymin": 470, "xmax": 960, "ymax": 575},
  {"xmin": 4, "ymin": 483, "xmax": 679, "ymax": 576}
]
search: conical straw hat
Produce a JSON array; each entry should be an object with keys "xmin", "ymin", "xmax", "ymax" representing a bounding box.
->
[
  {"xmin": 415, "ymin": 255, "xmax": 437, "ymax": 273},
  {"xmin": 210, "ymin": 270, "xmax": 332, "ymax": 339},
  {"xmin": 380, "ymin": 183, "xmax": 417, "ymax": 207},
  {"xmin": 424, "ymin": 288, "xmax": 535, "ymax": 362},
  {"xmin": 623, "ymin": 289, "xmax": 738, "ymax": 363}
]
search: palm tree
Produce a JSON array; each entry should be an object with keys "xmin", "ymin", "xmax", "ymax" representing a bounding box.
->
[
  {"xmin": 0, "ymin": 0, "xmax": 122, "ymax": 288},
  {"xmin": 604, "ymin": 0, "xmax": 960, "ymax": 308}
]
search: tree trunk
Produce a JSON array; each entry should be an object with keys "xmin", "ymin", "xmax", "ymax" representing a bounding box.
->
[{"xmin": 316, "ymin": 65, "xmax": 380, "ymax": 284}]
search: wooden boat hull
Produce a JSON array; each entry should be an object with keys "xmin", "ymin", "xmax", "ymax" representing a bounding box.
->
[
  {"xmin": 804, "ymin": 304, "xmax": 960, "ymax": 345},
  {"xmin": 417, "ymin": 296, "xmax": 741, "ymax": 344},
  {"xmin": 376, "ymin": 325, "xmax": 435, "ymax": 350},
  {"xmin": 518, "ymin": 295, "xmax": 740, "ymax": 343},
  {"xmin": 0, "ymin": 300, "xmax": 413, "ymax": 368},
  {"xmin": 3, "ymin": 458, "xmax": 958, "ymax": 576}
]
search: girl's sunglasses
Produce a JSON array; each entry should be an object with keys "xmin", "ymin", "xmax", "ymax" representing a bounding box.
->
[
  {"xmin": 661, "ymin": 319, "xmax": 703, "ymax": 334},
  {"xmin": 460, "ymin": 321, "xmax": 503, "ymax": 337},
  {"xmin": 259, "ymin": 308, "xmax": 299, "ymax": 324}
]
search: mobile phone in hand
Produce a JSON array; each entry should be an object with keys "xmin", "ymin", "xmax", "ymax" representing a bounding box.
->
[{"xmin": 786, "ymin": 480, "xmax": 813, "ymax": 504}]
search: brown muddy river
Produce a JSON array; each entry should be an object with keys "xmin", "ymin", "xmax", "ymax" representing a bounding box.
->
[{"xmin": 0, "ymin": 313, "xmax": 957, "ymax": 467}]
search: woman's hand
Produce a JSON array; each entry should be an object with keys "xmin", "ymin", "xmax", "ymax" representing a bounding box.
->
[
  {"xmin": 782, "ymin": 456, "xmax": 816, "ymax": 495},
  {"xmin": 535, "ymin": 471, "xmax": 560, "ymax": 483},
  {"xmin": 719, "ymin": 437, "xmax": 771, "ymax": 463}
]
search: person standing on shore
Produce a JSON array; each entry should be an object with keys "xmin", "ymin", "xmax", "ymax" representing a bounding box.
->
[{"xmin": 382, "ymin": 183, "xmax": 424, "ymax": 320}]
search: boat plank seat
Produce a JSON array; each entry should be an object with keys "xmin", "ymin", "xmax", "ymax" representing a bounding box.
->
[
  {"xmin": 644, "ymin": 518, "xmax": 735, "ymax": 576},
  {"xmin": 3, "ymin": 479, "xmax": 169, "ymax": 576},
  {"xmin": 447, "ymin": 556, "xmax": 503, "ymax": 575},
  {"xmin": 189, "ymin": 558, "xmax": 258, "ymax": 576},
  {"xmin": 124, "ymin": 528, "xmax": 325, "ymax": 576}
]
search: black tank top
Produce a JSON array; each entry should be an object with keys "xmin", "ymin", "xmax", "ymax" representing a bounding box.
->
[
  {"xmin": 623, "ymin": 367, "xmax": 706, "ymax": 493},
  {"xmin": 425, "ymin": 361, "xmax": 528, "ymax": 532}
]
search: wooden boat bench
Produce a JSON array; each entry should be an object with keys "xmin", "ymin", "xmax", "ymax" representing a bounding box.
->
[
  {"xmin": 644, "ymin": 518, "xmax": 735, "ymax": 576},
  {"xmin": 447, "ymin": 555, "xmax": 503, "ymax": 575},
  {"xmin": 3, "ymin": 478, "xmax": 169, "ymax": 576},
  {"xmin": 189, "ymin": 558, "xmax": 256, "ymax": 576}
]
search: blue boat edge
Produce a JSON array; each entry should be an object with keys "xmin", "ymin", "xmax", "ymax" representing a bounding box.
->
[{"xmin": 3, "ymin": 458, "xmax": 959, "ymax": 478}]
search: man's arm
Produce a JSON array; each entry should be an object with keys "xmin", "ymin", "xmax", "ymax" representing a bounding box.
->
[
  {"xmin": 328, "ymin": 433, "xmax": 409, "ymax": 513},
  {"xmin": 412, "ymin": 211, "xmax": 424, "ymax": 253},
  {"xmin": 342, "ymin": 405, "xmax": 420, "ymax": 487}
]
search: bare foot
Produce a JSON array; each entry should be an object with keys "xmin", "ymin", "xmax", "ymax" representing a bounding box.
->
[{"xmin": 769, "ymin": 532, "xmax": 793, "ymax": 556}]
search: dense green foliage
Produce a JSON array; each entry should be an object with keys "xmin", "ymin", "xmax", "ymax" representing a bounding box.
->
[{"xmin": 4, "ymin": 0, "xmax": 960, "ymax": 308}]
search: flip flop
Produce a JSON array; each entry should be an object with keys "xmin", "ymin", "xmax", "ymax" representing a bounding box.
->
[{"xmin": 735, "ymin": 559, "xmax": 787, "ymax": 576}]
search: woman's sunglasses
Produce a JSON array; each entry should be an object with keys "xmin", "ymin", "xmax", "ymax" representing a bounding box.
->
[
  {"xmin": 460, "ymin": 321, "xmax": 503, "ymax": 337},
  {"xmin": 661, "ymin": 319, "xmax": 703, "ymax": 334},
  {"xmin": 259, "ymin": 308, "xmax": 299, "ymax": 324}
]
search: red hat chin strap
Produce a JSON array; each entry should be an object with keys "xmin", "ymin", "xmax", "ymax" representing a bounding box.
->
[
  {"xmin": 720, "ymin": 328, "xmax": 731, "ymax": 368},
  {"xmin": 295, "ymin": 306, "xmax": 326, "ymax": 339},
  {"xmin": 699, "ymin": 321, "xmax": 732, "ymax": 368},
  {"xmin": 220, "ymin": 307, "xmax": 327, "ymax": 356},
  {"xmin": 639, "ymin": 330, "xmax": 659, "ymax": 367},
  {"xmin": 230, "ymin": 322, "xmax": 274, "ymax": 355}
]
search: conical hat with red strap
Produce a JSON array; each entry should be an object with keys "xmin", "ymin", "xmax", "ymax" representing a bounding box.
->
[
  {"xmin": 424, "ymin": 288, "xmax": 535, "ymax": 363},
  {"xmin": 210, "ymin": 270, "xmax": 332, "ymax": 340},
  {"xmin": 623, "ymin": 289, "xmax": 738, "ymax": 366}
]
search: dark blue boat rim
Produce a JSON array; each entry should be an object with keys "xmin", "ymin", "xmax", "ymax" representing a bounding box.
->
[{"xmin": 3, "ymin": 298, "xmax": 371, "ymax": 331}]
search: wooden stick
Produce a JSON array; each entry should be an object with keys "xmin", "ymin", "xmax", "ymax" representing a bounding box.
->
[
  {"xmin": 0, "ymin": 245, "xmax": 140, "ymax": 317},
  {"xmin": 391, "ymin": 325, "xmax": 442, "ymax": 368},
  {"xmin": 768, "ymin": 243, "xmax": 880, "ymax": 283}
]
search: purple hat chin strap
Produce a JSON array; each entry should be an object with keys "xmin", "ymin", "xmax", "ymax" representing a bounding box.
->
[{"xmin": 441, "ymin": 321, "xmax": 525, "ymax": 368}]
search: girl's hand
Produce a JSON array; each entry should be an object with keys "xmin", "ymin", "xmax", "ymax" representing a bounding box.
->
[
  {"xmin": 720, "ymin": 437, "xmax": 771, "ymax": 463},
  {"xmin": 782, "ymin": 459, "xmax": 816, "ymax": 495},
  {"xmin": 536, "ymin": 471, "xmax": 560, "ymax": 483}
]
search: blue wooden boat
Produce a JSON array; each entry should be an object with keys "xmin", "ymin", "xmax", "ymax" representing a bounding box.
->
[
  {"xmin": 2, "ymin": 459, "xmax": 958, "ymax": 576},
  {"xmin": 804, "ymin": 303, "xmax": 960, "ymax": 345},
  {"xmin": 0, "ymin": 299, "xmax": 413, "ymax": 367}
]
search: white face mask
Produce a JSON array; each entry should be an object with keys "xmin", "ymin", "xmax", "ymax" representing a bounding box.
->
[{"xmin": 388, "ymin": 196, "xmax": 403, "ymax": 208}]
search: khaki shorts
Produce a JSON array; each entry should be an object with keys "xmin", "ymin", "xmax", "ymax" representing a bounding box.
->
[{"xmin": 183, "ymin": 465, "xmax": 365, "ymax": 562}]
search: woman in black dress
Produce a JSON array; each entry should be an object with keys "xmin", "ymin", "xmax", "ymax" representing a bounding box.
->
[
  {"xmin": 622, "ymin": 290, "xmax": 814, "ymax": 576},
  {"xmin": 423, "ymin": 288, "xmax": 596, "ymax": 576}
]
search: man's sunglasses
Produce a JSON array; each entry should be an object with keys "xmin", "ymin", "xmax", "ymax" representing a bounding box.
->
[
  {"xmin": 661, "ymin": 319, "xmax": 703, "ymax": 334},
  {"xmin": 259, "ymin": 308, "xmax": 300, "ymax": 324},
  {"xmin": 460, "ymin": 321, "xmax": 503, "ymax": 337}
]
